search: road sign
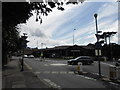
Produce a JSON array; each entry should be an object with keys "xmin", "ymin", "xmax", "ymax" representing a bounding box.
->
[{"xmin": 95, "ymin": 49, "xmax": 101, "ymax": 56}]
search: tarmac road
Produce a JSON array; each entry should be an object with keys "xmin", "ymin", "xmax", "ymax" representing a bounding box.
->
[{"xmin": 24, "ymin": 58, "xmax": 120, "ymax": 89}]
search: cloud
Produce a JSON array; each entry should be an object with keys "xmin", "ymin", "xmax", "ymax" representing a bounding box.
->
[
  {"xmin": 18, "ymin": 2, "xmax": 118, "ymax": 48},
  {"xmin": 31, "ymin": 28, "xmax": 46, "ymax": 38},
  {"xmin": 86, "ymin": 0, "xmax": 117, "ymax": 2}
]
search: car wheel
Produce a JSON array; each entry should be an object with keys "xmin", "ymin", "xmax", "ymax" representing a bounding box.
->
[
  {"xmin": 71, "ymin": 62, "xmax": 74, "ymax": 65},
  {"xmin": 88, "ymin": 62, "xmax": 91, "ymax": 65}
]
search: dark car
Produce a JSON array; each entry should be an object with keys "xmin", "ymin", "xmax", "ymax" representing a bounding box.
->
[{"xmin": 67, "ymin": 56, "xmax": 94, "ymax": 65}]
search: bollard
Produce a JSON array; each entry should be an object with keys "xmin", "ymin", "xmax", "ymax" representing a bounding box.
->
[
  {"xmin": 116, "ymin": 67, "xmax": 119, "ymax": 80},
  {"xmin": 109, "ymin": 66, "xmax": 117, "ymax": 80},
  {"xmin": 104, "ymin": 57, "xmax": 107, "ymax": 62},
  {"xmin": 77, "ymin": 62, "xmax": 82, "ymax": 73},
  {"xmin": 118, "ymin": 67, "xmax": 120, "ymax": 80}
]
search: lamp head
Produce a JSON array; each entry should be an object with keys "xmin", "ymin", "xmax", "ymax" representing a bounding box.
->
[{"xmin": 94, "ymin": 13, "xmax": 98, "ymax": 18}]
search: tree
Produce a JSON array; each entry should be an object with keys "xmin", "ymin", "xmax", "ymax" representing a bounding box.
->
[{"xmin": 2, "ymin": 1, "xmax": 85, "ymax": 66}]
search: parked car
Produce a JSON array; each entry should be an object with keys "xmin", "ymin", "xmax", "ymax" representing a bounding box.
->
[
  {"xmin": 24, "ymin": 55, "xmax": 28, "ymax": 58},
  {"xmin": 118, "ymin": 59, "xmax": 120, "ymax": 63},
  {"xmin": 67, "ymin": 56, "xmax": 94, "ymax": 65},
  {"xmin": 28, "ymin": 55, "xmax": 34, "ymax": 58}
]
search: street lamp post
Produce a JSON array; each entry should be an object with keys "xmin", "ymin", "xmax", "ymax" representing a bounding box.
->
[
  {"xmin": 94, "ymin": 13, "xmax": 101, "ymax": 78},
  {"xmin": 94, "ymin": 14, "xmax": 98, "ymax": 35},
  {"xmin": 73, "ymin": 29, "xmax": 76, "ymax": 45}
]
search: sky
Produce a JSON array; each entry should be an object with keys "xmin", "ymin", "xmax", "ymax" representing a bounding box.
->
[{"xmin": 18, "ymin": 0, "xmax": 118, "ymax": 49}]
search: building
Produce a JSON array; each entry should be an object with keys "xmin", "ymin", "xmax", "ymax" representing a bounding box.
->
[{"xmin": 32, "ymin": 44, "xmax": 95, "ymax": 59}]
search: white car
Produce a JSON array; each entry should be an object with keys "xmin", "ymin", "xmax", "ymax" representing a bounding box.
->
[
  {"xmin": 28, "ymin": 55, "xmax": 34, "ymax": 58},
  {"xmin": 24, "ymin": 55, "xmax": 28, "ymax": 58}
]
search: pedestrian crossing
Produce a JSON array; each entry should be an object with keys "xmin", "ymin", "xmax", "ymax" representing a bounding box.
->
[{"xmin": 35, "ymin": 71, "xmax": 74, "ymax": 74}]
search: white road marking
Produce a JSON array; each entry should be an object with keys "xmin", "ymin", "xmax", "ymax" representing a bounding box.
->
[
  {"xmin": 50, "ymin": 63, "xmax": 67, "ymax": 66},
  {"xmin": 34, "ymin": 71, "xmax": 74, "ymax": 74},
  {"xmin": 51, "ymin": 71, "xmax": 59, "ymax": 74},
  {"xmin": 43, "ymin": 71, "xmax": 50, "ymax": 74},
  {"xmin": 44, "ymin": 64, "xmax": 49, "ymax": 66},
  {"xmin": 60, "ymin": 71, "xmax": 67, "ymax": 74},
  {"xmin": 35, "ymin": 72, "xmax": 41, "ymax": 74},
  {"xmin": 43, "ymin": 78, "xmax": 61, "ymax": 89},
  {"xmin": 92, "ymin": 72, "xmax": 108, "ymax": 78},
  {"xmin": 68, "ymin": 71, "xmax": 74, "ymax": 74},
  {"xmin": 101, "ymin": 62, "xmax": 115, "ymax": 67},
  {"xmin": 109, "ymin": 82, "xmax": 120, "ymax": 86},
  {"xmin": 76, "ymin": 74, "xmax": 97, "ymax": 81}
]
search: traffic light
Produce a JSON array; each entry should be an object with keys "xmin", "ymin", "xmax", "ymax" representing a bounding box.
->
[
  {"xmin": 99, "ymin": 40, "xmax": 104, "ymax": 44},
  {"xmin": 95, "ymin": 34, "xmax": 104, "ymax": 40},
  {"xmin": 20, "ymin": 34, "xmax": 29, "ymax": 49}
]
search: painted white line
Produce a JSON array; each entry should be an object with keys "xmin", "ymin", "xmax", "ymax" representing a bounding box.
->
[
  {"xmin": 44, "ymin": 64, "xmax": 49, "ymax": 66},
  {"xmin": 24, "ymin": 62, "xmax": 32, "ymax": 70},
  {"xmin": 35, "ymin": 72, "xmax": 41, "ymax": 74},
  {"xmin": 43, "ymin": 78, "xmax": 61, "ymax": 89},
  {"xmin": 76, "ymin": 74, "xmax": 97, "ymax": 81},
  {"xmin": 43, "ymin": 71, "xmax": 50, "ymax": 74},
  {"xmin": 109, "ymin": 82, "xmax": 120, "ymax": 86},
  {"xmin": 68, "ymin": 71, "xmax": 74, "ymax": 74},
  {"xmin": 92, "ymin": 72, "xmax": 108, "ymax": 79},
  {"xmin": 51, "ymin": 71, "xmax": 59, "ymax": 74},
  {"xmin": 38, "ymin": 71, "xmax": 74, "ymax": 74},
  {"xmin": 50, "ymin": 63, "xmax": 67, "ymax": 66},
  {"xmin": 60, "ymin": 71, "xmax": 67, "ymax": 74},
  {"xmin": 101, "ymin": 62, "xmax": 115, "ymax": 67}
]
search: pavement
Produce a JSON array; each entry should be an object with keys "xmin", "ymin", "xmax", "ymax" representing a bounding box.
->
[
  {"xmin": 2, "ymin": 58, "xmax": 49, "ymax": 89},
  {"xmin": 0, "ymin": 70, "xmax": 2, "ymax": 90}
]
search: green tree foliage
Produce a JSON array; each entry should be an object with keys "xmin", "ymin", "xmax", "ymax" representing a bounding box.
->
[{"xmin": 2, "ymin": 1, "xmax": 85, "ymax": 65}]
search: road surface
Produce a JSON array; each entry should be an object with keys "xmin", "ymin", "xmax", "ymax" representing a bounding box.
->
[{"xmin": 23, "ymin": 57, "xmax": 120, "ymax": 89}]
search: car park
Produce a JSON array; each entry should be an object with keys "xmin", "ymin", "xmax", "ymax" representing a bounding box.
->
[{"xmin": 67, "ymin": 56, "xmax": 94, "ymax": 65}]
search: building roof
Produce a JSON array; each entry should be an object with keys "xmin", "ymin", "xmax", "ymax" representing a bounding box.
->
[
  {"xmin": 54, "ymin": 45, "xmax": 71, "ymax": 50},
  {"xmin": 82, "ymin": 44, "xmax": 95, "ymax": 50}
]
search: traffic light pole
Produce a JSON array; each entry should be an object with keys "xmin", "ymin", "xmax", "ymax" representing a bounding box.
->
[
  {"xmin": 21, "ymin": 49, "xmax": 24, "ymax": 71},
  {"xmin": 20, "ymin": 33, "xmax": 28, "ymax": 72}
]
